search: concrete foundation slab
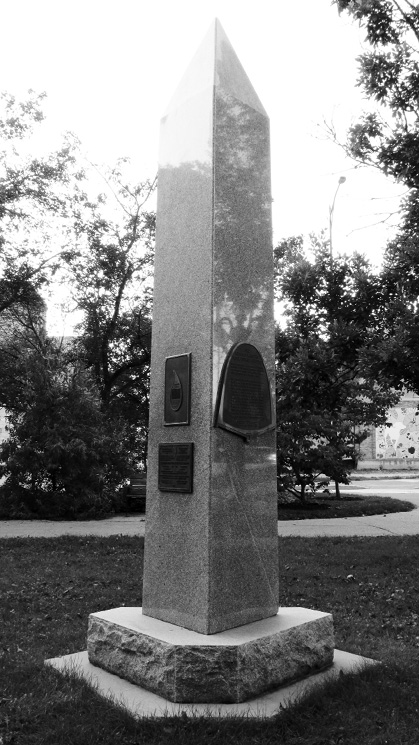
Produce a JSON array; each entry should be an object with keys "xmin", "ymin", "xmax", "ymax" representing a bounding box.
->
[{"xmin": 46, "ymin": 648, "xmax": 376, "ymax": 719}]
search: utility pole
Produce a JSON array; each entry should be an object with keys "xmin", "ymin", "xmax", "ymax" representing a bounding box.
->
[{"xmin": 329, "ymin": 176, "xmax": 346, "ymax": 259}]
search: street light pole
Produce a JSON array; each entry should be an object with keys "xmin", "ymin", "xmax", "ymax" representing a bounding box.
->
[{"xmin": 329, "ymin": 176, "xmax": 346, "ymax": 259}]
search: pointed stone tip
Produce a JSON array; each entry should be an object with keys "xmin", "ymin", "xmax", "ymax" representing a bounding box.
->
[
  {"xmin": 214, "ymin": 22, "xmax": 267, "ymax": 116},
  {"xmin": 163, "ymin": 19, "xmax": 267, "ymax": 119},
  {"xmin": 162, "ymin": 21, "xmax": 216, "ymax": 117}
]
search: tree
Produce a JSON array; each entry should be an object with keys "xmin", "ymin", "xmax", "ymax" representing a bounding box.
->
[
  {"xmin": 0, "ymin": 91, "xmax": 81, "ymax": 315},
  {"xmin": 334, "ymin": 1, "xmax": 419, "ymax": 184},
  {"xmin": 275, "ymin": 234, "xmax": 398, "ymax": 499},
  {"xmin": 1, "ymin": 92, "xmax": 157, "ymax": 476},
  {"xmin": 0, "ymin": 291, "xmax": 47, "ymax": 415},
  {"xmin": 0, "ymin": 334, "xmax": 129, "ymax": 518},
  {"xmin": 334, "ymin": 1, "xmax": 419, "ymax": 395},
  {"xmin": 0, "ymin": 93, "xmax": 158, "ymax": 515},
  {"xmin": 61, "ymin": 163, "xmax": 156, "ymax": 469},
  {"xmin": 0, "ymin": 92, "xmax": 155, "ymax": 504}
]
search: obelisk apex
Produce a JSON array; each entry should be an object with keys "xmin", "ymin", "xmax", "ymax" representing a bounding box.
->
[
  {"xmin": 163, "ymin": 19, "xmax": 267, "ymax": 118},
  {"xmin": 143, "ymin": 20, "xmax": 279, "ymax": 634}
]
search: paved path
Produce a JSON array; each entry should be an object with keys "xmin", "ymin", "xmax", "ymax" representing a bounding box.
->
[
  {"xmin": 0, "ymin": 515, "xmax": 147, "ymax": 539},
  {"xmin": 1, "ymin": 478, "xmax": 419, "ymax": 539},
  {"xmin": 278, "ymin": 479, "xmax": 419, "ymax": 537}
]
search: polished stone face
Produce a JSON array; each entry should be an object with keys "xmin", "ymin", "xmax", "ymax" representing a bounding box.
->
[{"xmin": 143, "ymin": 20, "xmax": 279, "ymax": 634}]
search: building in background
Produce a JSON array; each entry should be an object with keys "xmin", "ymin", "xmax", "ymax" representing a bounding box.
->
[
  {"xmin": 358, "ymin": 391, "xmax": 419, "ymax": 470},
  {"xmin": 0, "ymin": 294, "xmax": 47, "ymax": 448},
  {"xmin": 0, "ymin": 410, "xmax": 8, "ymax": 445}
]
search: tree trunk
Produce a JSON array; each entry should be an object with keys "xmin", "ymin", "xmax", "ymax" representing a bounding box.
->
[{"xmin": 335, "ymin": 480, "xmax": 341, "ymax": 499}]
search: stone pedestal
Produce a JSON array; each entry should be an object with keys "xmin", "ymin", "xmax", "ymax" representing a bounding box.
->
[{"xmin": 87, "ymin": 606, "xmax": 334, "ymax": 704}]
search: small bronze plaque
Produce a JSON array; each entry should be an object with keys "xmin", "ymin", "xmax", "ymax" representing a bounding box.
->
[
  {"xmin": 164, "ymin": 354, "xmax": 191, "ymax": 426},
  {"xmin": 214, "ymin": 342, "xmax": 274, "ymax": 440},
  {"xmin": 158, "ymin": 442, "xmax": 194, "ymax": 493}
]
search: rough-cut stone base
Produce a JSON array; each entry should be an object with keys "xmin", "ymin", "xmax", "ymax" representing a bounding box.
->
[{"xmin": 87, "ymin": 607, "xmax": 334, "ymax": 703}]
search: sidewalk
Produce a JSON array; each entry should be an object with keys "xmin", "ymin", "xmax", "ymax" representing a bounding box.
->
[
  {"xmin": 349, "ymin": 470, "xmax": 419, "ymax": 480},
  {"xmin": 0, "ymin": 515, "xmax": 146, "ymax": 539},
  {"xmin": 281, "ymin": 478, "xmax": 419, "ymax": 537},
  {"xmin": 1, "ymin": 478, "xmax": 418, "ymax": 539}
]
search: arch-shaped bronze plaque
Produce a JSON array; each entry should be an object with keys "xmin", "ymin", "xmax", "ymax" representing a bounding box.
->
[{"xmin": 214, "ymin": 342, "xmax": 274, "ymax": 440}]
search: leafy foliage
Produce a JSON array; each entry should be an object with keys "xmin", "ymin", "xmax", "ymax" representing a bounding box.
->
[
  {"xmin": 61, "ymin": 164, "xmax": 156, "ymax": 468},
  {"xmin": 0, "ymin": 91, "xmax": 82, "ymax": 315},
  {"xmin": 0, "ymin": 93, "xmax": 157, "ymax": 515},
  {"xmin": 335, "ymin": 1, "xmax": 419, "ymax": 179},
  {"xmin": 335, "ymin": 1, "xmax": 419, "ymax": 396},
  {"xmin": 275, "ymin": 234, "xmax": 398, "ymax": 498},
  {"xmin": 0, "ymin": 336, "xmax": 129, "ymax": 518}
]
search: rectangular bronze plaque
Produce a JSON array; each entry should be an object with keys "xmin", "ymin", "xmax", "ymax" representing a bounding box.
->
[
  {"xmin": 164, "ymin": 353, "xmax": 191, "ymax": 426},
  {"xmin": 158, "ymin": 442, "xmax": 194, "ymax": 493}
]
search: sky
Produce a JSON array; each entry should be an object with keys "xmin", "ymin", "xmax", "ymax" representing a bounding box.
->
[{"xmin": 1, "ymin": 0, "xmax": 402, "ymax": 273}]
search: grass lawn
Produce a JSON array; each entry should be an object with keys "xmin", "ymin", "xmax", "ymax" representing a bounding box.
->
[
  {"xmin": 278, "ymin": 493, "xmax": 415, "ymax": 519},
  {"xmin": 1, "ymin": 535, "xmax": 419, "ymax": 744}
]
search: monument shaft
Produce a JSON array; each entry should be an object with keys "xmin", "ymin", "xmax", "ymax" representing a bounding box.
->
[{"xmin": 143, "ymin": 20, "xmax": 279, "ymax": 634}]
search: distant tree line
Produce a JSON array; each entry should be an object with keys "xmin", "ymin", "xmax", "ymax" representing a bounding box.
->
[
  {"xmin": 275, "ymin": 233, "xmax": 399, "ymax": 500},
  {"xmin": 276, "ymin": 1, "xmax": 419, "ymax": 498},
  {"xmin": 2, "ymin": 1, "xmax": 419, "ymax": 520},
  {"xmin": 0, "ymin": 92, "xmax": 155, "ymax": 518}
]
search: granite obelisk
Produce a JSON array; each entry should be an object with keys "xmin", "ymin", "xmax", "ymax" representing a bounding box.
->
[
  {"xmin": 69, "ymin": 21, "xmax": 335, "ymax": 707},
  {"xmin": 142, "ymin": 19, "xmax": 279, "ymax": 634}
]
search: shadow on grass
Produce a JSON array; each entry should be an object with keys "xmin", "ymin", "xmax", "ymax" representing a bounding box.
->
[
  {"xmin": 1, "ymin": 535, "xmax": 419, "ymax": 744},
  {"xmin": 3, "ymin": 656, "xmax": 419, "ymax": 745}
]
